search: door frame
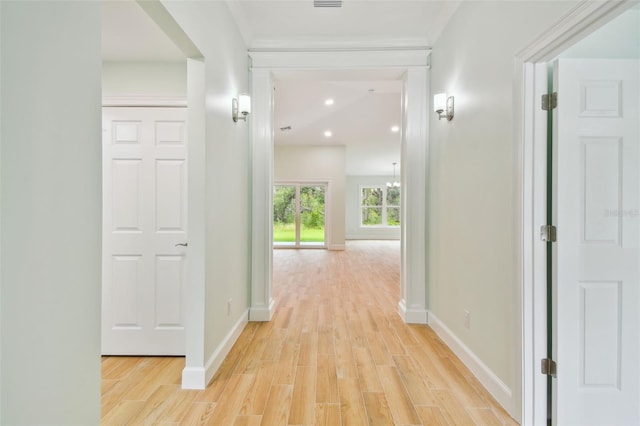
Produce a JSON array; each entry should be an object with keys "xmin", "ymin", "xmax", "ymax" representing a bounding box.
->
[
  {"xmin": 515, "ymin": 0, "xmax": 638, "ymax": 423},
  {"xmin": 248, "ymin": 50, "xmax": 430, "ymax": 323},
  {"xmin": 273, "ymin": 180, "xmax": 330, "ymax": 249}
]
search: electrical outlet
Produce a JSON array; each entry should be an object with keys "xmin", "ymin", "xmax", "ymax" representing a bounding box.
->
[
  {"xmin": 463, "ymin": 310, "xmax": 471, "ymax": 330},
  {"xmin": 227, "ymin": 299, "xmax": 232, "ymax": 316}
]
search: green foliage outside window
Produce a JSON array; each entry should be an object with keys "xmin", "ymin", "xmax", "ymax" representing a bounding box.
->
[{"xmin": 361, "ymin": 186, "xmax": 400, "ymax": 227}]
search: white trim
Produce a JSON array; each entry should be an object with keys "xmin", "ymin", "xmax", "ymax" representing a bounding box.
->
[
  {"xmin": 345, "ymin": 235, "xmax": 400, "ymax": 241},
  {"xmin": 182, "ymin": 310, "xmax": 249, "ymax": 390},
  {"xmin": 514, "ymin": 1, "xmax": 639, "ymax": 424},
  {"xmin": 181, "ymin": 366, "xmax": 206, "ymax": 390},
  {"xmin": 249, "ymin": 49, "xmax": 430, "ymax": 69},
  {"xmin": 328, "ymin": 244, "xmax": 345, "ymax": 251},
  {"xmin": 182, "ymin": 58, "xmax": 207, "ymax": 390},
  {"xmin": 102, "ymin": 95, "xmax": 187, "ymax": 108},
  {"xmin": 428, "ymin": 311, "xmax": 514, "ymax": 414},
  {"xmin": 250, "ymin": 69, "xmax": 275, "ymax": 323},
  {"xmin": 249, "ymin": 299, "xmax": 275, "ymax": 322},
  {"xmin": 398, "ymin": 300, "xmax": 428, "ymax": 324}
]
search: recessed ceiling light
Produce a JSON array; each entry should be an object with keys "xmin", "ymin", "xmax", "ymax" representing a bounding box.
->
[
  {"xmin": 324, "ymin": 98, "xmax": 334, "ymax": 106},
  {"xmin": 324, "ymin": 130, "xmax": 332, "ymax": 138},
  {"xmin": 368, "ymin": 88, "xmax": 375, "ymax": 92},
  {"xmin": 391, "ymin": 125, "xmax": 400, "ymax": 133}
]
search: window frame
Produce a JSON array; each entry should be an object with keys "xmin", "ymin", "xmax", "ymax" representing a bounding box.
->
[{"xmin": 359, "ymin": 185, "xmax": 401, "ymax": 228}]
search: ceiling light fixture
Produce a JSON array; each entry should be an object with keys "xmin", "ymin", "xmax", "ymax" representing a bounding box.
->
[
  {"xmin": 391, "ymin": 125, "xmax": 400, "ymax": 133},
  {"xmin": 386, "ymin": 162, "xmax": 400, "ymax": 188},
  {"xmin": 324, "ymin": 130, "xmax": 332, "ymax": 138},
  {"xmin": 324, "ymin": 98, "xmax": 334, "ymax": 106},
  {"xmin": 232, "ymin": 93, "xmax": 251, "ymax": 123}
]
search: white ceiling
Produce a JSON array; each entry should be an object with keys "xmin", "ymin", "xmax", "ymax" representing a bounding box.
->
[
  {"xmin": 102, "ymin": 0, "xmax": 459, "ymax": 175},
  {"xmin": 274, "ymin": 73, "xmax": 403, "ymax": 175},
  {"xmin": 227, "ymin": 0, "xmax": 460, "ymax": 50}
]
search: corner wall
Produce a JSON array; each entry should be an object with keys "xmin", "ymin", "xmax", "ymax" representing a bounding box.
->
[
  {"xmin": 1, "ymin": 2, "xmax": 102, "ymax": 423},
  {"xmin": 428, "ymin": 0, "xmax": 578, "ymax": 415},
  {"xmin": 161, "ymin": 1, "xmax": 252, "ymax": 386}
]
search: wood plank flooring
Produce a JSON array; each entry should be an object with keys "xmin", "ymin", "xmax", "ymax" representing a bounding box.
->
[{"xmin": 102, "ymin": 241, "xmax": 518, "ymax": 425}]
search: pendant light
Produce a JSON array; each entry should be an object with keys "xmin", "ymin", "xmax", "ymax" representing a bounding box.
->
[{"xmin": 386, "ymin": 162, "xmax": 400, "ymax": 188}]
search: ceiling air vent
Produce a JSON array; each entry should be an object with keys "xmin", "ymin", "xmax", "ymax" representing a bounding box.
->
[{"xmin": 314, "ymin": 0, "xmax": 342, "ymax": 7}]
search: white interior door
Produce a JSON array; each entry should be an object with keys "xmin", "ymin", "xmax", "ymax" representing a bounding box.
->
[
  {"xmin": 102, "ymin": 107, "xmax": 188, "ymax": 355},
  {"xmin": 554, "ymin": 59, "xmax": 639, "ymax": 425}
]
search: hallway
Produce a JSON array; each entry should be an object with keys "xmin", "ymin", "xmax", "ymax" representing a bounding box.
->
[{"xmin": 101, "ymin": 241, "xmax": 517, "ymax": 425}]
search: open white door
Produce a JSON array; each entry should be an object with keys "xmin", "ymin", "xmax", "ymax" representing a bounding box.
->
[
  {"xmin": 102, "ymin": 107, "xmax": 188, "ymax": 355},
  {"xmin": 554, "ymin": 59, "xmax": 640, "ymax": 425}
]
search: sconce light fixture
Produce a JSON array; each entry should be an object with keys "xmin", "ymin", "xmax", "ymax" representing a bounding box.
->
[
  {"xmin": 434, "ymin": 93, "xmax": 454, "ymax": 121},
  {"xmin": 232, "ymin": 93, "xmax": 251, "ymax": 122}
]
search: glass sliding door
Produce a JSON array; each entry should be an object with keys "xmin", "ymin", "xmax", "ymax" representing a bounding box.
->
[
  {"xmin": 273, "ymin": 185, "xmax": 297, "ymax": 246},
  {"xmin": 274, "ymin": 183, "xmax": 326, "ymax": 248},
  {"xmin": 300, "ymin": 185, "xmax": 325, "ymax": 246}
]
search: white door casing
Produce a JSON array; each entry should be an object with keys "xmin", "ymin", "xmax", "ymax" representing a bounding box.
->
[
  {"xmin": 554, "ymin": 59, "xmax": 639, "ymax": 425},
  {"xmin": 102, "ymin": 107, "xmax": 188, "ymax": 356}
]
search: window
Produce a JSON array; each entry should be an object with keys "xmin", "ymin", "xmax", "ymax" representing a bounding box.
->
[
  {"xmin": 273, "ymin": 183, "xmax": 326, "ymax": 248},
  {"xmin": 361, "ymin": 186, "xmax": 400, "ymax": 227}
]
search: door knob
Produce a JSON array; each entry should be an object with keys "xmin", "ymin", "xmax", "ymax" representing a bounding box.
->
[{"xmin": 175, "ymin": 242, "xmax": 188, "ymax": 247}]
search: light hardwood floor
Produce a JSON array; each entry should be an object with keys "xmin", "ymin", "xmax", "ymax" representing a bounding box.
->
[{"xmin": 102, "ymin": 241, "xmax": 518, "ymax": 425}]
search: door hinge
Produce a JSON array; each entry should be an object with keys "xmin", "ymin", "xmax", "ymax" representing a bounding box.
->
[
  {"xmin": 540, "ymin": 224, "xmax": 557, "ymax": 242},
  {"xmin": 541, "ymin": 92, "xmax": 558, "ymax": 111},
  {"xmin": 541, "ymin": 358, "xmax": 557, "ymax": 377}
]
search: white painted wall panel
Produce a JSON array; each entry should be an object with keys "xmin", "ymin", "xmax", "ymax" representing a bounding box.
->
[
  {"xmin": 112, "ymin": 256, "xmax": 142, "ymax": 328},
  {"xmin": 161, "ymin": 0, "xmax": 252, "ymax": 374},
  {"xmin": 155, "ymin": 255, "xmax": 185, "ymax": 328},
  {"xmin": 581, "ymin": 138, "xmax": 621, "ymax": 244},
  {"xmin": 112, "ymin": 159, "xmax": 142, "ymax": 232},
  {"xmin": 428, "ymin": 0, "xmax": 579, "ymax": 405},
  {"xmin": 156, "ymin": 160, "xmax": 186, "ymax": 232},
  {"xmin": 579, "ymin": 281, "xmax": 621, "ymax": 388},
  {"xmin": 0, "ymin": 2, "xmax": 102, "ymax": 423},
  {"xmin": 102, "ymin": 61, "xmax": 187, "ymax": 98},
  {"xmin": 156, "ymin": 121, "xmax": 185, "ymax": 146}
]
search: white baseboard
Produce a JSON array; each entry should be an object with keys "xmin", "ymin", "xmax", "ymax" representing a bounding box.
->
[
  {"xmin": 181, "ymin": 310, "xmax": 249, "ymax": 390},
  {"xmin": 249, "ymin": 298, "xmax": 275, "ymax": 321},
  {"xmin": 345, "ymin": 235, "xmax": 401, "ymax": 240},
  {"xmin": 427, "ymin": 311, "xmax": 513, "ymax": 415},
  {"xmin": 328, "ymin": 244, "xmax": 345, "ymax": 251},
  {"xmin": 181, "ymin": 366, "xmax": 206, "ymax": 390},
  {"xmin": 398, "ymin": 300, "xmax": 428, "ymax": 324}
]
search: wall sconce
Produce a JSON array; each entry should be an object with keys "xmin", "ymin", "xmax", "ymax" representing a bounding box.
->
[
  {"xmin": 232, "ymin": 93, "xmax": 251, "ymax": 122},
  {"xmin": 434, "ymin": 93, "xmax": 454, "ymax": 121}
]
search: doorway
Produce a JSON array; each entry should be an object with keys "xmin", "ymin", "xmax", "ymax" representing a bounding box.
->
[
  {"xmin": 101, "ymin": 106, "xmax": 188, "ymax": 356},
  {"xmin": 519, "ymin": 1, "xmax": 639, "ymax": 424},
  {"xmin": 249, "ymin": 53, "xmax": 430, "ymax": 324}
]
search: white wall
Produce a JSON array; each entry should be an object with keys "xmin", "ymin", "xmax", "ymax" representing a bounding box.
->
[
  {"xmin": 275, "ymin": 145, "xmax": 346, "ymax": 249},
  {"xmin": 428, "ymin": 0, "xmax": 578, "ymax": 414},
  {"xmin": 346, "ymin": 176, "xmax": 400, "ymax": 240},
  {"xmin": 0, "ymin": 2, "xmax": 3, "ymax": 420},
  {"xmin": 161, "ymin": 1, "xmax": 252, "ymax": 382},
  {"xmin": 102, "ymin": 61, "xmax": 187, "ymax": 98},
  {"xmin": 560, "ymin": 7, "xmax": 640, "ymax": 59},
  {"xmin": 0, "ymin": 2, "xmax": 102, "ymax": 424}
]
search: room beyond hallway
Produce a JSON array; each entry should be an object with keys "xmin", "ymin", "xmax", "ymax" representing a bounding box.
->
[{"xmin": 101, "ymin": 241, "xmax": 517, "ymax": 425}]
